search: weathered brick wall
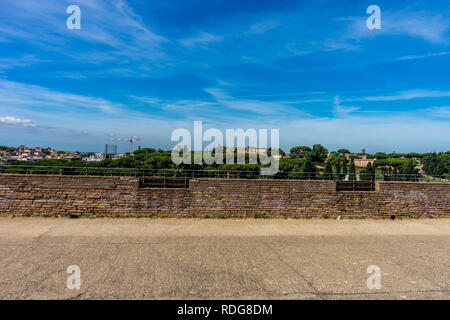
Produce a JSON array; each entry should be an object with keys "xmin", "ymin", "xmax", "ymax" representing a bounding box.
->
[
  {"xmin": 376, "ymin": 181, "xmax": 450, "ymax": 216},
  {"xmin": 0, "ymin": 175, "xmax": 139, "ymax": 216},
  {"xmin": 0, "ymin": 174, "xmax": 449, "ymax": 217},
  {"xmin": 135, "ymin": 188, "xmax": 191, "ymax": 216},
  {"xmin": 184, "ymin": 179, "xmax": 450, "ymax": 217}
]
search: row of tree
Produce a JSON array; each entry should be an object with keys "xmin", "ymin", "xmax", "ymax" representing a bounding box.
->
[{"xmin": 3, "ymin": 144, "xmax": 449, "ymax": 177}]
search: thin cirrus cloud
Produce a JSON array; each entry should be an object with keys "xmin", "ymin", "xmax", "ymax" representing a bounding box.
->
[
  {"xmin": 286, "ymin": 9, "xmax": 450, "ymax": 57},
  {"xmin": 393, "ymin": 51, "xmax": 450, "ymax": 61},
  {"xmin": 248, "ymin": 20, "xmax": 281, "ymax": 35},
  {"xmin": 343, "ymin": 9, "xmax": 450, "ymax": 44},
  {"xmin": 0, "ymin": 0, "xmax": 167, "ymax": 63},
  {"xmin": 0, "ymin": 55, "xmax": 47, "ymax": 73},
  {"xmin": 204, "ymin": 88, "xmax": 297, "ymax": 116},
  {"xmin": 178, "ymin": 33, "xmax": 224, "ymax": 47},
  {"xmin": 0, "ymin": 79, "xmax": 122, "ymax": 115},
  {"xmin": 347, "ymin": 90, "xmax": 450, "ymax": 102},
  {"xmin": 426, "ymin": 106, "xmax": 450, "ymax": 118},
  {"xmin": 0, "ymin": 116, "xmax": 36, "ymax": 127}
]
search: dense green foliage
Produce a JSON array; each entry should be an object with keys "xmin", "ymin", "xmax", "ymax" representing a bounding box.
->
[
  {"xmin": 422, "ymin": 152, "xmax": 450, "ymax": 176},
  {"xmin": 0, "ymin": 145, "xmax": 16, "ymax": 152},
  {"xmin": 374, "ymin": 152, "xmax": 387, "ymax": 159},
  {"xmin": 289, "ymin": 146, "xmax": 311, "ymax": 159},
  {"xmin": 2, "ymin": 144, "xmax": 449, "ymax": 178},
  {"xmin": 349, "ymin": 159, "xmax": 356, "ymax": 178},
  {"xmin": 305, "ymin": 144, "xmax": 328, "ymax": 162}
]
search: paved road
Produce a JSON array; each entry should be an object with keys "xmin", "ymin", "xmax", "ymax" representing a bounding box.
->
[{"xmin": 0, "ymin": 218, "xmax": 449, "ymax": 300}]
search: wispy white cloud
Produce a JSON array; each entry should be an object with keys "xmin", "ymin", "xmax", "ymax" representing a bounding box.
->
[
  {"xmin": 204, "ymin": 87, "xmax": 297, "ymax": 115},
  {"xmin": 386, "ymin": 11, "xmax": 449, "ymax": 44},
  {"xmin": 286, "ymin": 37, "xmax": 361, "ymax": 57},
  {"xmin": 178, "ymin": 33, "xmax": 224, "ymax": 47},
  {"xmin": 393, "ymin": 51, "xmax": 450, "ymax": 61},
  {"xmin": 0, "ymin": 79, "xmax": 122, "ymax": 114},
  {"xmin": 332, "ymin": 95, "xmax": 359, "ymax": 117},
  {"xmin": 348, "ymin": 90, "xmax": 450, "ymax": 102},
  {"xmin": 343, "ymin": 9, "xmax": 450, "ymax": 44},
  {"xmin": 426, "ymin": 106, "xmax": 450, "ymax": 118},
  {"xmin": 0, "ymin": 55, "xmax": 46, "ymax": 72},
  {"xmin": 249, "ymin": 20, "xmax": 281, "ymax": 35},
  {"xmin": 0, "ymin": 0, "xmax": 167, "ymax": 64},
  {"xmin": 0, "ymin": 116, "xmax": 36, "ymax": 127}
]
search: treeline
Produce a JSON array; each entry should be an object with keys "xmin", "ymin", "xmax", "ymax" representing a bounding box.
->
[
  {"xmin": 4, "ymin": 145, "xmax": 450, "ymax": 177},
  {"xmin": 422, "ymin": 152, "xmax": 450, "ymax": 176}
]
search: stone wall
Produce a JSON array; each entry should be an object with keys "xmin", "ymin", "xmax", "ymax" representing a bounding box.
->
[
  {"xmin": 0, "ymin": 175, "xmax": 139, "ymax": 216},
  {"xmin": 0, "ymin": 174, "xmax": 449, "ymax": 217}
]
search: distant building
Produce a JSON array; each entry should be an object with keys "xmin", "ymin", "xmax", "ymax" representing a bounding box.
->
[
  {"xmin": 105, "ymin": 144, "xmax": 118, "ymax": 155},
  {"xmin": 109, "ymin": 153, "xmax": 129, "ymax": 160},
  {"xmin": 415, "ymin": 164, "xmax": 425, "ymax": 174},
  {"xmin": 83, "ymin": 153, "xmax": 105, "ymax": 162},
  {"xmin": 354, "ymin": 158, "xmax": 375, "ymax": 167},
  {"xmin": 225, "ymin": 147, "xmax": 267, "ymax": 154}
]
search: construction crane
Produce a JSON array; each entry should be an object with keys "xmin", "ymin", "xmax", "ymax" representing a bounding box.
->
[
  {"xmin": 124, "ymin": 137, "xmax": 139, "ymax": 153},
  {"xmin": 110, "ymin": 136, "xmax": 140, "ymax": 154}
]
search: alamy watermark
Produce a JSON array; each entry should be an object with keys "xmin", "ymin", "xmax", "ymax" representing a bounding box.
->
[
  {"xmin": 66, "ymin": 5, "xmax": 81, "ymax": 30},
  {"xmin": 171, "ymin": 121, "xmax": 280, "ymax": 175},
  {"xmin": 366, "ymin": 5, "xmax": 381, "ymax": 30},
  {"xmin": 66, "ymin": 265, "xmax": 81, "ymax": 290},
  {"xmin": 65, "ymin": 5, "xmax": 379, "ymax": 31},
  {"xmin": 366, "ymin": 265, "xmax": 381, "ymax": 289}
]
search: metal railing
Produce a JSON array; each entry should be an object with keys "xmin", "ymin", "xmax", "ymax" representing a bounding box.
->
[{"xmin": 0, "ymin": 165, "xmax": 448, "ymax": 182}]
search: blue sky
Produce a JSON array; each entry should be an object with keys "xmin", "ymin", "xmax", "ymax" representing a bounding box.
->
[{"xmin": 0, "ymin": 0, "xmax": 449, "ymax": 153}]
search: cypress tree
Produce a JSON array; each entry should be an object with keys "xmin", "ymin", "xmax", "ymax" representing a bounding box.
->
[
  {"xmin": 335, "ymin": 161, "xmax": 341, "ymax": 177},
  {"xmin": 342, "ymin": 160, "xmax": 348, "ymax": 174},
  {"xmin": 324, "ymin": 160, "xmax": 333, "ymax": 180},
  {"xmin": 349, "ymin": 159, "xmax": 356, "ymax": 180},
  {"xmin": 301, "ymin": 160, "xmax": 316, "ymax": 179},
  {"xmin": 366, "ymin": 162, "xmax": 374, "ymax": 180}
]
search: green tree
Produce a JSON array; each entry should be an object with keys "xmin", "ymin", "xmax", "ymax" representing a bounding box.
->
[
  {"xmin": 289, "ymin": 146, "xmax": 311, "ymax": 159},
  {"xmin": 342, "ymin": 160, "xmax": 348, "ymax": 175},
  {"xmin": 349, "ymin": 159, "xmax": 356, "ymax": 180},
  {"xmin": 306, "ymin": 144, "xmax": 328, "ymax": 163},
  {"xmin": 388, "ymin": 153, "xmax": 405, "ymax": 158},
  {"xmin": 422, "ymin": 152, "xmax": 450, "ymax": 176},
  {"xmin": 374, "ymin": 152, "xmax": 387, "ymax": 159},
  {"xmin": 337, "ymin": 148, "xmax": 350, "ymax": 154},
  {"xmin": 324, "ymin": 160, "xmax": 333, "ymax": 180},
  {"xmin": 364, "ymin": 162, "xmax": 375, "ymax": 180},
  {"xmin": 300, "ymin": 160, "xmax": 316, "ymax": 179},
  {"xmin": 268, "ymin": 148, "xmax": 285, "ymax": 156},
  {"xmin": 405, "ymin": 152, "xmax": 423, "ymax": 159},
  {"xmin": 334, "ymin": 161, "xmax": 341, "ymax": 175},
  {"xmin": 403, "ymin": 160, "xmax": 416, "ymax": 175},
  {"xmin": 328, "ymin": 151, "xmax": 339, "ymax": 157},
  {"xmin": 279, "ymin": 158, "xmax": 305, "ymax": 172}
]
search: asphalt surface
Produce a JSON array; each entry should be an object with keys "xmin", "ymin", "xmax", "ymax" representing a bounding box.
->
[{"xmin": 0, "ymin": 217, "xmax": 449, "ymax": 300}]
